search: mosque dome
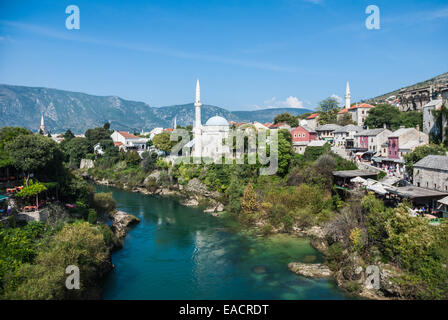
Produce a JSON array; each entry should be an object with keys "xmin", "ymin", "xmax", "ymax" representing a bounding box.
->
[{"xmin": 205, "ymin": 115, "xmax": 229, "ymax": 126}]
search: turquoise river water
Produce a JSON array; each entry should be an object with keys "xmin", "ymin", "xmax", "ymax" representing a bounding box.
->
[{"xmin": 98, "ymin": 185, "xmax": 351, "ymax": 300}]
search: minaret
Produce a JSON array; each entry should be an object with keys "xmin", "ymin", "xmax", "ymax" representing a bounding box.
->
[
  {"xmin": 345, "ymin": 81, "xmax": 351, "ymax": 109},
  {"xmin": 194, "ymin": 79, "xmax": 202, "ymax": 129},
  {"xmin": 193, "ymin": 79, "xmax": 202, "ymax": 159},
  {"xmin": 173, "ymin": 116, "xmax": 177, "ymax": 129},
  {"xmin": 39, "ymin": 114, "xmax": 47, "ymax": 135}
]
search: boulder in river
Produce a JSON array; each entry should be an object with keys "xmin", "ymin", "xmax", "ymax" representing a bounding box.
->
[
  {"xmin": 252, "ymin": 265, "xmax": 267, "ymax": 274},
  {"xmin": 288, "ymin": 262, "xmax": 333, "ymax": 278},
  {"xmin": 111, "ymin": 210, "xmax": 140, "ymax": 239}
]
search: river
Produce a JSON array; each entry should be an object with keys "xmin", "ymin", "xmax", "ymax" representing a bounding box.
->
[{"xmin": 98, "ymin": 185, "xmax": 351, "ymax": 300}]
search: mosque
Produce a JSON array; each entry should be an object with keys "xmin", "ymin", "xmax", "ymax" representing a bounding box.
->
[{"xmin": 192, "ymin": 80, "xmax": 230, "ymax": 160}]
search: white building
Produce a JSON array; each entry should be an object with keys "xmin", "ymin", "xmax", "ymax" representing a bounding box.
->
[
  {"xmin": 111, "ymin": 131, "xmax": 148, "ymax": 153},
  {"xmin": 348, "ymin": 103, "xmax": 375, "ymax": 126},
  {"xmin": 149, "ymin": 127, "xmax": 164, "ymax": 140},
  {"xmin": 191, "ymin": 80, "xmax": 230, "ymax": 161}
]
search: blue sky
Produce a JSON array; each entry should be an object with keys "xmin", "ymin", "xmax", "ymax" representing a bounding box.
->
[{"xmin": 0, "ymin": 0, "xmax": 447, "ymax": 111}]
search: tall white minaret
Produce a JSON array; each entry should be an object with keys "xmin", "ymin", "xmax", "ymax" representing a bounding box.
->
[
  {"xmin": 173, "ymin": 116, "xmax": 177, "ymax": 129},
  {"xmin": 194, "ymin": 79, "xmax": 202, "ymax": 129},
  {"xmin": 39, "ymin": 114, "xmax": 47, "ymax": 135},
  {"xmin": 193, "ymin": 79, "xmax": 202, "ymax": 159},
  {"xmin": 345, "ymin": 81, "xmax": 351, "ymax": 109}
]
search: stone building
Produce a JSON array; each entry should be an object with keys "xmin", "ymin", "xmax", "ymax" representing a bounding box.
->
[
  {"xmin": 333, "ymin": 124, "xmax": 363, "ymax": 148},
  {"xmin": 354, "ymin": 127, "xmax": 392, "ymax": 154},
  {"xmin": 347, "ymin": 103, "xmax": 375, "ymax": 126},
  {"xmin": 315, "ymin": 124, "xmax": 342, "ymax": 144},
  {"xmin": 422, "ymin": 99, "xmax": 446, "ymax": 142},
  {"xmin": 413, "ymin": 155, "xmax": 448, "ymax": 193},
  {"xmin": 305, "ymin": 113, "xmax": 320, "ymax": 130},
  {"xmin": 396, "ymin": 83, "xmax": 448, "ymax": 112}
]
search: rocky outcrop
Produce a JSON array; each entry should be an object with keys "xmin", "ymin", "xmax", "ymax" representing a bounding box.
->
[
  {"xmin": 204, "ymin": 202, "xmax": 225, "ymax": 215},
  {"xmin": 185, "ymin": 178, "xmax": 221, "ymax": 199},
  {"xmin": 80, "ymin": 159, "xmax": 94, "ymax": 169},
  {"xmin": 288, "ymin": 262, "xmax": 333, "ymax": 278},
  {"xmin": 110, "ymin": 210, "xmax": 140, "ymax": 239}
]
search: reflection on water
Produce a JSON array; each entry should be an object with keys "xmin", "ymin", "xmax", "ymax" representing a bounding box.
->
[{"xmin": 98, "ymin": 185, "xmax": 350, "ymax": 300}]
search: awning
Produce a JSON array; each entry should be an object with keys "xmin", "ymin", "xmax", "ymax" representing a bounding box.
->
[
  {"xmin": 438, "ymin": 196, "xmax": 448, "ymax": 206},
  {"xmin": 0, "ymin": 194, "xmax": 8, "ymax": 202},
  {"xmin": 355, "ymin": 152, "xmax": 365, "ymax": 156},
  {"xmin": 367, "ymin": 182, "xmax": 387, "ymax": 195},
  {"xmin": 351, "ymin": 176, "xmax": 367, "ymax": 184}
]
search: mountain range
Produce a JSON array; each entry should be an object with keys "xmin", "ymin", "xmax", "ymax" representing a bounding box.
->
[{"xmin": 0, "ymin": 84, "xmax": 311, "ymax": 134}]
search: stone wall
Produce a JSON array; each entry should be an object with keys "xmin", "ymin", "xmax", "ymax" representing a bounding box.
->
[{"xmin": 414, "ymin": 168, "xmax": 448, "ymax": 192}]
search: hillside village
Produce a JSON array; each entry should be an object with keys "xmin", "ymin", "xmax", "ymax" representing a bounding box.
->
[{"xmin": 1, "ymin": 78, "xmax": 448, "ymax": 300}]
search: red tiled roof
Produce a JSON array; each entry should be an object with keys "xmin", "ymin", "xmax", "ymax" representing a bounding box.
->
[
  {"xmin": 306, "ymin": 113, "xmax": 319, "ymax": 119},
  {"xmin": 118, "ymin": 131, "xmax": 139, "ymax": 139},
  {"xmin": 349, "ymin": 103, "xmax": 375, "ymax": 110},
  {"xmin": 114, "ymin": 142, "xmax": 123, "ymax": 146},
  {"xmin": 269, "ymin": 122, "xmax": 288, "ymax": 128},
  {"xmin": 338, "ymin": 108, "xmax": 348, "ymax": 114},
  {"xmin": 164, "ymin": 128, "xmax": 174, "ymax": 132},
  {"xmin": 264, "ymin": 122, "xmax": 272, "ymax": 127}
]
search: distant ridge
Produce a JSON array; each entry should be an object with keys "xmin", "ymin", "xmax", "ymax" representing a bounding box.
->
[{"xmin": 0, "ymin": 84, "xmax": 312, "ymax": 133}]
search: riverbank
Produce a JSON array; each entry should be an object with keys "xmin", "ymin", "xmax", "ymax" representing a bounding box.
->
[
  {"xmin": 97, "ymin": 184, "xmax": 351, "ymax": 300},
  {"xmin": 84, "ymin": 156, "xmax": 448, "ymax": 301},
  {"xmin": 87, "ymin": 173, "xmax": 381, "ymax": 299}
]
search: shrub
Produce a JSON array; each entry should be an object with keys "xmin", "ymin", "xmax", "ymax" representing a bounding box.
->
[
  {"xmin": 88, "ymin": 209, "xmax": 98, "ymax": 224},
  {"xmin": 241, "ymin": 184, "xmax": 259, "ymax": 214},
  {"xmin": 92, "ymin": 192, "xmax": 116, "ymax": 215},
  {"xmin": 3, "ymin": 222, "xmax": 109, "ymax": 299}
]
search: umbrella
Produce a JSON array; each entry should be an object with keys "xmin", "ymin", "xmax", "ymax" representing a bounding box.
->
[
  {"xmin": 367, "ymin": 182, "xmax": 387, "ymax": 195},
  {"xmin": 351, "ymin": 176, "xmax": 366, "ymax": 184}
]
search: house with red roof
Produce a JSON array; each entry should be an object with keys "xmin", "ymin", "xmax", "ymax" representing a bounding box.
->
[
  {"xmin": 268, "ymin": 122, "xmax": 291, "ymax": 130},
  {"xmin": 291, "ymin": 126, "xmax": 317, "ymax": 154},
  {"xmin": 305, "ymin": 113, "xmax": 320, "ymax": 130},
  {"xmin": 348, "ymin": 103, "xmax": 375, "ymax": 126},
  {"xmin": 111, "ymin": 130, "xmax": 149, "ymax": 153}
]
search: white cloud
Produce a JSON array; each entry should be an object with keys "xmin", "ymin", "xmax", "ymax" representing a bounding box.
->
[
  {"xmin": 263, "ymin": 96, "xmax": 304, "ymax": 109},
  {"xmin": 331, "ymin": 94, "xmax": 343, "ymax": 104},
  {"xmin": 0, "ymin": 20, "xmax": 294, "ymax": 72}
]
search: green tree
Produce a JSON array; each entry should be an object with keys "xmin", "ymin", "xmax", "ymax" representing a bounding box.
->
[
  {"xmin": 364, "ymin": 104, "xmax": 401, "ymax": 130},
  {"xmin": 400, "ymin": 111, "xmax": 423, "ymax": 130},
  {"xmin": 63, "ymin": 129, "xmax": 75, "ymax": 142},
  {"xmin": 273, "ymin": 113, "xmax": 299, "ymax": 127},
  {"xmin": 277, "ymin": 129, "xmax": 292, "ymax": 176},
  {"xmin": 0, "ymin": 127, "xmax": 33, "ymax": 168},
  {"xmin": 6, "ymin": 134, "xmax": 64, "ymax": 185},
  {"xmin": 153, "ymin": 131, "xmax": 175, "ymax": 152},
  {"xmin": 84, "ymin": 126, "xmax": 112, "ymax": 148},
  {"xmin": 318, "ymin": 97, "xmax": 340, "ymax": 113},
  {"xmin": 337, "ymin": 113, "xmax": 356, "ymax": 126},
  {"xmin": 317, "ymin": 97, "xmax": 340, "ymax": 125},
  {"xmin": 65, "ymin": 137, "xmax": 91, "ymax": 167}
]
